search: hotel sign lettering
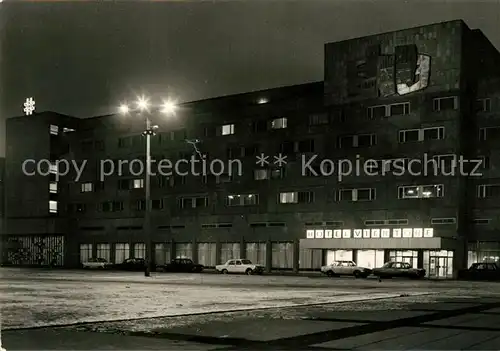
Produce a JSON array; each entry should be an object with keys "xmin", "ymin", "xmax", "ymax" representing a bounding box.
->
[{"xmin": 306, "ymin": 228, "xmax": 434, "ymax": 239}]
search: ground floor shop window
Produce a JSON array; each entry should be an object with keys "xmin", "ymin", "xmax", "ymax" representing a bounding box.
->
[
  {"xmin": 389, "ymin": 250, "xmax": 418, "ymax": 268},
  {"xmin": 220, "ymin": 243, "xmax": 240, "ymax": 264},
  {"xmin": 96, "ymin": 243, "xmax": 110, "ymax": 262},
  {"xmin": 154, "ymin": 243, "xmax": 171, "ymax": 265},
  {"xmin": 134, "ymin": 243, "xmax": 145, "ymax": 258},
  {"xmin": 272, "ymin": 242, "xmax": 293, "ymax": 269},
  {"xmin": 467, "ymin": 242, "xmax": 500, "ymax": 267},
  {"xmin": 246, "ymin": 242, "xmax": 266, "ymax": 265},
  {"xmin": 299, "ymin": 249, "xmax": 322, "ymax": 269},
  {"xmin": 115, "ymin": 243, "xmax": 130, "ymax": 263},
  {"xmin": 175, "ymin": 243, "xmax": 193, "ymax": 259},
  {"xmin": 79, "ymin": 244, "xmax": 92, "ymax": 263},
  {"xmin": 356, "ymin": 250, "xmax": 385, "ymax": 269},
  {"xmin": 325, "ymin": 250, "xmax": 353, "ymax": 265},
  {"xmin": 198, "ymin": 242, "xmax": 216, "ymax": 266}
]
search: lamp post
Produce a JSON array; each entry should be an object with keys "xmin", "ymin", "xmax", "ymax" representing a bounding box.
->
[{"xmin": 119, "ymin": 96, "xmax": 177, "ymax": 277}]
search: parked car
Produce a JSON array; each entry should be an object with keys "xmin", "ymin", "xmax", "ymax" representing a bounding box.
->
[
  {"xmin": 82, "ymin": 257, "xmax": 112, "ymax": 269},
  {"xmin": 320, "ymin": 260, "xmax": 372, "ymax": 278},
  {"xmin": 215, "ymin": 259, "xmax": 264, "ymax": 275},
  {"xmin": 157, "ymin": 258, "xmax": 204, "ymax": 273},
  {"xmin": 372, "ymin": 261, "xmax": 426, "ymax": 279},
  {"xmin": 458, "ymin": 262, "xmax": 500, "ymax": 281},
  {"xmin": 115, "ymin": 258, "xmax": 146, "ymax": 271}
]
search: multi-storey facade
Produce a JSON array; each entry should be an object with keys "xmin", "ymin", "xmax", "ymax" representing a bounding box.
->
[
  {"xmin": 3, "ymin": 20, "xmax": 500, "ymax": 278},
  {"xmin": 0, "ymin": 157, "xmax": 5, "ymax": 241}
]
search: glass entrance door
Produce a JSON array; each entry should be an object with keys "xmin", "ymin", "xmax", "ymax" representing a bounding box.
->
[{"xmin": 425, "ymin": 250, "xmax": 454, "ymax": 279}]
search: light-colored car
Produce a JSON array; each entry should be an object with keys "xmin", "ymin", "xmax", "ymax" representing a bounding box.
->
[
  {"xmin": 82, "ymin": 257, "xmax": 112, "ymax": 269},
  {"xmin": 320, "ymin": 260, "xmax": 372, "ymax": 278},
  {"xmin": 215, "ymin": 259, "xmax": 265, "ymax": 275}
]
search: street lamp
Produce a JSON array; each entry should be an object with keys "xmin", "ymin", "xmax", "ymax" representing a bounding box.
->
[{"xmin": 119, "ymin": 96, "xmax": 177, "ymax": 277}]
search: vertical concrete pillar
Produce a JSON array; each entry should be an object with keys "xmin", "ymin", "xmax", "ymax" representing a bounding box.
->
[
  {"xmin": 417, "ymin": 250, "xmax": 424, "ymax": 269},
  {"xmin": 110, "ymin": 243, "xmax": 116, "ymax": 264},
  {"xmin": 192, "ymin": 238, "xmax": 198, "ymax": 263},
  {"xmin": 384, "ymin": 249, "xmax": 390, "ymax": 263},
  {"xmin": 215, "ymin": 239, "xmax": 221, "ymax": 265},
  {"xmin": 128, "ymin": 242, "xmax": 134, "ymax": 258},
  {"xmin": 265, "ymin": 240, "xmax": 272, "ymax": 273},
  {"xmin": 293, "ymin": 238, "xmax": 300, "ymax": 273},
  {"xmin": 240, "ymin": 237, "xmax": 246, "ymax": 258},
  {"xmin": 170, "ymin": 239, "xmax": 175, "ymax": 261}
]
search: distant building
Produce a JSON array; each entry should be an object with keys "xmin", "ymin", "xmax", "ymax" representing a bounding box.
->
[{"xmin": 2, "ymin": 20, "xmax": 500, "ymax": 278}]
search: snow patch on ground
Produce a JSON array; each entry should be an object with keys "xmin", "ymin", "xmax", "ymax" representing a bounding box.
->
[{"xmin": 1, "ymin": 279, "xmax": 422, "ymax": 329}]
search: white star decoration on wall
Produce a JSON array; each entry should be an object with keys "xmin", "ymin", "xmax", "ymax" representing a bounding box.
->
[{"xmin": 23, "ymin": 97, "xmax": 36, "ymax": 115}]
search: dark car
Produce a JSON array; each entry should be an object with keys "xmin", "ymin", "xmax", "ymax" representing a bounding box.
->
[
  {"xmin": 458, "ymin": 262, "xmax": 500, "ymax": 281},
  {"xmin": 157, "ymin": 258, "xmax": 204, "ymax": 273},
  {"xmin": 115, "ymin": 258, "xmax": 146, "ymax": 271},
  {"xmin": 372, "ymin": 261, "xmax": 426, "ymax": 279}
]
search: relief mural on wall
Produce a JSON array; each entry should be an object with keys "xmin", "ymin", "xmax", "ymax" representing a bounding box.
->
[
  {"xmin": 4, "ymin": 236, "xmax": 64, "ymax": 266},
  {"xmin": 347, "ymin": 44, "xmax": 431, "ymax": 99}
]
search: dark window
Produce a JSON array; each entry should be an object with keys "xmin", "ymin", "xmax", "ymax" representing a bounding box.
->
[
  {"xmin": 173, "ymin": 129, "xmax": 187, "ymax": 141},
  {"xmin": 95, "ymin": 140, "xmax": 105, "ymax": 151},
  {"xmin": 112, "ymin": 201, "xmax": 123, "ymax": 211},
  {"xmin": 339, "ymin": 135, "xmax": 354, "ymax": 148},
  {"xmin": 136, "ymin": 200, "xmax": 146, "ymax": 211},
  {"xmin": 81, "ymin": 141, "xmax": 93, "ymax": 152},
  {"xmin": 297, "ymin": 139, "xmax": 315, "ymax": 153},
  {"xmin": 280, "ymin": 141, "xmax": 295, "ymax": 155},
  {"xmin": 298, "ymin": 191, "xmax": 314, "ymax": 203},
  {"xmin": 227, "ymin": 146, "xmax": 242, "ymax": 159},
  {"xmin": 368, "ymin": 106, "xmax": 387, "ymax": 119},
  {"xmin": 433, "ymin": 97, "xmax": 457, "ymax": 111},
  {"xmin": 253, "ymin": 120, "xmax": 267, "ymax": 133},
  {"xmin": 204, "ymin": 126, "xmax": 216, "ymax": 137},
  {"xmin": 357, "ymin": 134, "xmax": 376, "ymax": 147},
  {"xmin": 243, "ymin": 145, "xmax": 259, "ymax": 157},
  {"xmin": 309, "ymin": 113, "xmax": 329, "ymax": 126},
  {"xmin": 339, "ymin": 189, "xmax": 354, "ymax": 201},
  {"xmin": 423, "ymin": 127, "xmax": 444, "ymax": 140},
  {"xmin": 357, "ymin": 188, "xmax": 375, "ymax": 201},
  {"xmin": 118, "ymin": 179, "xmax": 131, "ymax": 190},
  {"xmin": 389, "ymin": 103, "xmax": 410, "ymax": 116},
  {"xmin": 101, "ymin": 202, "xmax": 112, "ymax": 212},
  {"xmin": 118, "ymin": 137, "xmax": 130, "ymax": 148},
  {"xmin": 399, "ymin": 130, "xmax": 419, "ymax": 143},
  {"xmin": 195, "ymin": 197, "xmax": 208, "ymax": 207},
  {"xmin": 152, "ymin": 200, "xmax": 163, "ymax": 210}
]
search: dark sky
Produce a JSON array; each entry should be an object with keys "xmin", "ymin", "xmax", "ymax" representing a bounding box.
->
[{"xmin": 1, "ymin": 1, "xmax": 499, "ymax": 156}]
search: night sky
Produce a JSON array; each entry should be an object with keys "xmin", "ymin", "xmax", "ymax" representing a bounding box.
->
[{"xmin": 1, "ymin": 1, "xmax": 499, "ymax": 156}]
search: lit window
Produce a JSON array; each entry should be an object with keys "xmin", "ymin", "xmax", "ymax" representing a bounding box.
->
[
  {"xmin": 271, "ymin": 118, "xmax": 287, "ymax": 129},
  {"xmin": 49, "ymin": 125, "xmax": 59, "ymax": 135},
  {"xmin": 49, "ymin": 162, "xmax": 58, "ymax": 174},
  {"xmin": 133, "ymin": 179, "xmax": 144, "ymax": 189},
  {"xmin": 254, "ymin": 169, "xmax": 269, "ymax": 180},
  {"xmin": 49, "ymin": 182, "xmax": 58, "ymax": 194},
  {"xmin": 398, "ymin": 184, "xmax": 444, "ymax": 199},
  {"xmin": 81, "ymin": 182, "xmax": 93, "ymax": 193},
  {"xmin": 221, "ymin": 124, "xmax": 235, "ymax": 135},
  {"xmin": 257, "ymin": 98, "xmax": 268, "ymax": 104},
  {"xmin": 226, "ymin": 194, "xmax": 258, "ymax": 206},
  {"xmin": 279, "ymin": 191, "xmax": 313, "ymax": 204},
  {"xmin": 279, "ymin": 192, "xmax": 297, "ymax": 204},
  {"xmin": 49, "ymin": 200, "xmax": 58, "ymax": 213}
]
